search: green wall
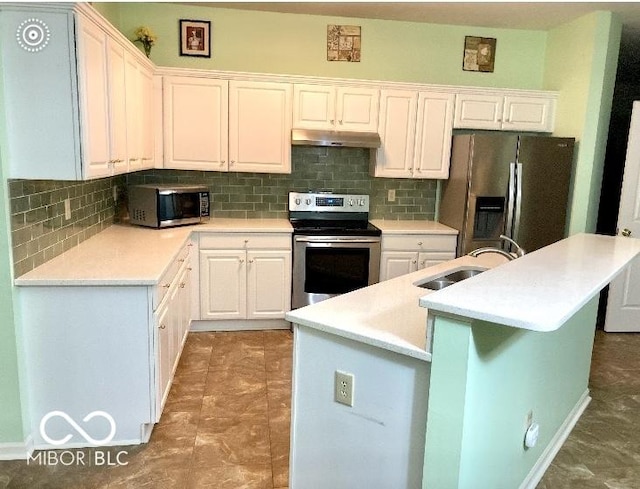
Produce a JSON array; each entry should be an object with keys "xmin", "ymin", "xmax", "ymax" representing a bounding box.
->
[
  {"xmin": 98, "ymin": 2, "xmax": 547, "ymax": 89},
  {"xmin": 544, "ymin": 11, "xmax": 621, "ymax": 234},
  {"xmin": 0, "ymin": 48, "xmax": 25, "ymax": 445},
  {"xmin": 424, "ymin": 297, "xmax": 598, "ymax": 488}
]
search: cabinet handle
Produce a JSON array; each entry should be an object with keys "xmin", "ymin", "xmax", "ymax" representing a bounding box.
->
[
  {"xmin": 187, "ymin": 243, "xmax": 193, "ymax": 247},
  {"xmin": 129, "ymin": 157, "xmax": 139, "ymax": 161},
  {"xmin": 162, "ymin": 283, "xmax": 171, "ymax": 288},
  {"xmin": 142, "ymin": 157, "xmax": 152, "ymax": 161},
  {"xmin": 178, "ymin": 258, "xmax": 185, "ymax": 263},
  {"xmin": 159, "ymin": 323, "xmax": 166, "ymax": 329},
  {"xmin": 330, "ymin": 119, "xmax": 335, "ymax": 125},
  {"xmin": 338, "ymin": 120, "xmax": 343, "ymax": 125},
  {"xmin": 180, "ymin": 282, "xmax": 186, "ymax": 288},
  {"xmin": 417, "ymin": 241, "xmax": 423, "ymax": 246},
  {"xmin": 248, "ymin": 259, "xmax": 254, "ymax": 264},
  {"xmin": 239, "ymin": 259, "xmax": 245, "ymax": 264},
  {"xmin": 230, "ymin": 160, "xmax": 235, "ymax": 166},
  {"xmin": 244, "ymin": 239, "xmax": 249, "ymax": 245},
  {"xmin": 187, "ymin": 267, "xmax": 192, "ymax": 271}
]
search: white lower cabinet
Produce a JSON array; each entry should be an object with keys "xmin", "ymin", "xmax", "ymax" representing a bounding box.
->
[
  {"xmin": 154, "ymin": 251, "xmax": 192, "ymax": 417},
  {"xmin": 199, "ymin": 233, "xmax": 292, "ymax": 323},
  {"xmin": 380, "ymin": 234, "xmax": 457, "ymax": 281},
  {"xmin": 18, "ymin": 239, "xmax": 194, "ymax": 447}
]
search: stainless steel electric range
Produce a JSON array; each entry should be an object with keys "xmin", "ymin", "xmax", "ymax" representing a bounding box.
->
[{"xmin": 289, "ymin": 191, "xmax": 381, "ymax": 309}]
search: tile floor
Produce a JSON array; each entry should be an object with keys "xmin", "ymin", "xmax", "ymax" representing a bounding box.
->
[
  {"xmin": 1, "ymin": 329, "xmax": 639, "ymax": 488},
  {"xmin": 0, "ymin": 330, "xmax": 293, "ymax": 489}
]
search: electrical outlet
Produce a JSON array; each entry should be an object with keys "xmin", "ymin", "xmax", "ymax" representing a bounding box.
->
[
  {"xmin": 64, "ymin": 198, "xmax": 71, "ymax": 221},
  {"xmin": 335, "ymin": 370, "xmax": 354, "ymax": 407},
  {"xmin": 388, "ymin": 189, "xmax": 396, "ymax": 202}
]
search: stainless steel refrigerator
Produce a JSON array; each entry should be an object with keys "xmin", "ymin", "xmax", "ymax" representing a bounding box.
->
[{"xmin": 440, "ymin": 133, "xmax": 575, "ymax": 256}]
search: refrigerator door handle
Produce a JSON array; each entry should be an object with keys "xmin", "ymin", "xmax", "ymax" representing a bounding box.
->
[
  {"xmin": 505, "ymin": 162, "xmax": 517, "ymax": 240},
  {"xmin": 513, "ymin": 162, "xmax": 523, "ymax": 241}
]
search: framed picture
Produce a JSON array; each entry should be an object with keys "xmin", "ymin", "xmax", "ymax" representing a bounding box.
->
[
  {"xmin": 463, "ymin": 36, "xmax": 496, "ymax": 73},
  {"xmin": 180, "ymin": 19, "xmax": 211, "ymax": 58},
  {"xmin": 327, "ymin": 24, "xmax": 361, "ymax": 62}
]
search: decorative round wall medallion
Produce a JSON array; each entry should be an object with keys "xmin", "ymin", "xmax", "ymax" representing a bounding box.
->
[{"xmin": 16, "ymin": 18, "xmax": 51, "ymax": 53}]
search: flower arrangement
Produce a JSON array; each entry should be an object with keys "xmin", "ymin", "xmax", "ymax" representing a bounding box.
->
[{"xmin": 133, "ymin": 26, "xmax": 157, "ymax": 58}]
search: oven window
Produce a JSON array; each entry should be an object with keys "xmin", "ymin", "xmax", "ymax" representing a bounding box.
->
[
  {"xmin": 159, "ymin": 193, "xmax": 200, "ymax": 221},
  {"xmin": 305, "ymin": 248, "xmax": 370, "ymax": 294}
]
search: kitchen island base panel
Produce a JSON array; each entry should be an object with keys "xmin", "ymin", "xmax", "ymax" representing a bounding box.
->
[
  {"xmin": 424, "ymin": 297, "xmax": 598, "ymax": 489},
  {"xmin": 290, "ymin": 324, "xmax": 429, "ymax": 488}
]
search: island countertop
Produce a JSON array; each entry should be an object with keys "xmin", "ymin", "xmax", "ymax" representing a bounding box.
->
[
  {"xmin": 285, "ymin": 253, "xmax": 507, "ymax": 362},
  {"xmin": 420, "ymin": 233, "xmax": 640, "ymax": 332}
]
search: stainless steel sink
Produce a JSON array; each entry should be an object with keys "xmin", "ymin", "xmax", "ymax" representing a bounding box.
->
[{"xmin": 416, "ymin": 268, "xmax": 485, "ymax": 290}]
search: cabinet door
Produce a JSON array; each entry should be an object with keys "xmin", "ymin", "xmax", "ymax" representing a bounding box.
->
[
  {"xmin": 229, "ymin": 80, "xmax": 292, "ymax": 174},
  {"xmin": 163, "ymin": 76, "xmax": 229, "ymax": 170},
  {"xmin": 139, "ymin": 64, "xmax": 155, "ymax": 169},
  {"xmin": 76, "ymin": 18, "xmax": 111, "ymax": 179},
  {"xmin": 124, "ymin": 51, "xmax": 142, "ymax": 172},
  {"xmin": 453, "ymin": 93, "xmax": 503, "ymax": 130},
  {"xmin": 380, "ymin": 251, "xmax": 419, "ymax": 281},
  {"xmin": 200, "ymin": 250, "xmax": 246, "ymax": 320},
  {"xmin": 247, "ymin": 250, "xmax": 292, "ymax": 319},
  {"xmin": 375, "ymin": 89, "xmax": 417, "ymax": 178},
  {"xmin": 413, "ymin": 92, "xmax": 455, "ymax": 179},
  {"xmin": 502, "ymin": 96, "xmax": 555, "ymax": 132},
  {"xmin": 106, "ymin": 38, "xmax": 128, "ymax": 175},
  {"xmin": 418, "ymin": 252, "xmax": 457, "ymax": 270},
  {"xmin": 336, "ymin": 87, "xmax": 379, "ymax": 132},
  {"xmin": 154, "ymin": 300, "xmax": 172, "ymax": 419},
  {"xmin": 292, "ymin": 84, "xmax": 335, "ymax": 130}
]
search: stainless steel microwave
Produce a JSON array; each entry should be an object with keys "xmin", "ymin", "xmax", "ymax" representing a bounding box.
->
[{"xmin": 128, "ymin": 184, "xmax": 210, "ymax": 228}]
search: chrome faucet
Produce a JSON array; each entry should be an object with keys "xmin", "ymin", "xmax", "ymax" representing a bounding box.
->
[{"xmin": 468, "ymin": 235, "xmax": 526, "ymax": 261}]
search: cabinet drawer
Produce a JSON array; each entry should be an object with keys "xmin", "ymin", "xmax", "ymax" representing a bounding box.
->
[
  {"xmin": 199, "ymin": 233, "xmax": 291, "ymax": 250},
  {"xmin": 382, "ymin": 234, "xmax": 457, "ymax": 252},
  {"xmin": 153, "ymin": 243, "xmax": 191, "ymax": 310}
]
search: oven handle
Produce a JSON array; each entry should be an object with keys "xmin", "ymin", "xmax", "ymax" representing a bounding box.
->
[{"xmin": 294, "ymin": 236, "xmax": 381, "ymax": 244}]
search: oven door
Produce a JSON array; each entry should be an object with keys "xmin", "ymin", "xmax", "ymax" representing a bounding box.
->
[{"xmin": 292, "ymin": 236, "xmax": 381, "ymax": 309}]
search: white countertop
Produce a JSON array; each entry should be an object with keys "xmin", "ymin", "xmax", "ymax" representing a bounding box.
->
[
  {"xmin": 370, "ymin": 219, "xmax": 458, "ymax": 235},
  {"xmin": 198, "ymin": 218, "xmax": 292, "ymax": 233},
  {"xmin": 14, "ymin": 219, "xmax": 292, "ymax": 286},
  {"xmin": 285, "ymin": 253, "xmax": 507, "ymax": 362},
  {"xmin": 420, "ymin": 233, "xmax": 640, "ymax": 332}
]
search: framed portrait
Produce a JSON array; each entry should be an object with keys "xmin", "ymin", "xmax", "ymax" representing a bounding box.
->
[
  {"xmin": 462, "ymin": 36, "xmax": 496, "ymax": 73},
  {"xmin": 180, "ymin": 19, "xmax": 211, "ymax": 58}
]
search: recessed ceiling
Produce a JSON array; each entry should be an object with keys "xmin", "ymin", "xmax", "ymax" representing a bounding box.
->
[{"xmin": 193, "ymin": 2, "xmax": 640, "ymax": 31}]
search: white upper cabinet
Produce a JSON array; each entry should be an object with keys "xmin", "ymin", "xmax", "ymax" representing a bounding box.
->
[
  {"xmin": 125, "ymin": 52, "xmax": 155, "ymax": 172},
  {"xmin": 454, "ymin": 92, "xmax": 555, "ymax": 132},
  {"xmin": 293, "ymin": 84, "xmax": 379, "ymax": 132},
  {"xmin": 374, "ymin": 89, "xmax": 454, "ymax": 179},
  {"xmin": 229, "ymin": 80, "xmax": 292, "ymax": 174},
  {"xmin": 76, "ymin": 16, "xmax": 112, "ymax": 179},
  {"xmin": 163, "ymin": 76, "xmax": 229, "ymax": 171},
  {"xmin": 1, "ymin": 4, "xmax": 155, "ymax": 180}
]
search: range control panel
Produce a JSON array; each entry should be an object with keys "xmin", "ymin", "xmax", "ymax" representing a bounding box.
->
[{"xmin": 289, "ymin": 192, "xmax": 370, "ymax": 213}]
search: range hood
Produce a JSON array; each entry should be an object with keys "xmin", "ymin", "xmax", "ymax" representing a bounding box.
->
[{"xmin": 291, "ymin": 128, "xmax": 381, "ymax": 149}]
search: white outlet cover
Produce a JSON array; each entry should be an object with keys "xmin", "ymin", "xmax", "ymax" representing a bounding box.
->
[{"xmin": 524, "ymin": 422, "xmax": 539, "ymax": 448}]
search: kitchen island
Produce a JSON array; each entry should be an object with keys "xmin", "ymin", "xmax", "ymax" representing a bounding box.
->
[{"xmin": 285, "ymin": 233, "xmax": 640, "ymax": 489}]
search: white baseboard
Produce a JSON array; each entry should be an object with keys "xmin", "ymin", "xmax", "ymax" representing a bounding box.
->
[
  {"xmin": 0, "ymin": 435, "xmax": 34, "ymax": 460},
  {"xmin": 519, "ymin": 390, "xmax": 591, "ymax": 489},
  {"xmin": 190, "ymin": 319, "xmax": 291, "ymax": 331}
]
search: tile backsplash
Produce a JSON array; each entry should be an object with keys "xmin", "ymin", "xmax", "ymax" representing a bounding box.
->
[
  {"xmin": 9, "ymin": 147, "xmax": 437, "ymax": 277},
  {"xmin": 8, "ymin": 177, "xmax": 125, "ymax": 278},
  {"xmin": 126, "ymin": 147, "xmax": 438, "ymax": 219}
]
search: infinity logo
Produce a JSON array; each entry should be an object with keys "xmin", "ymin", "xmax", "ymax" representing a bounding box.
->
[{"xmin": 40, "ymin": 411, "xmax": 117, "ymax": 446}]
